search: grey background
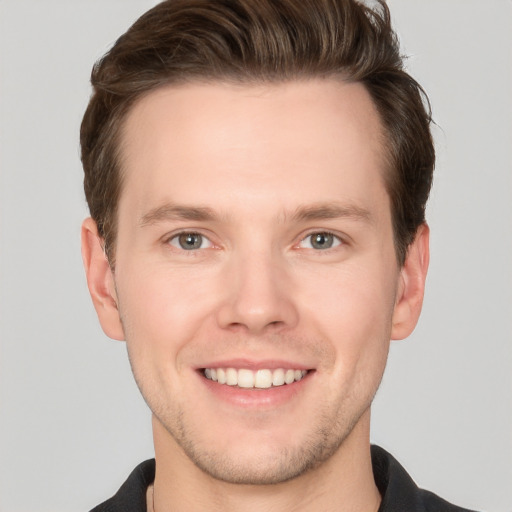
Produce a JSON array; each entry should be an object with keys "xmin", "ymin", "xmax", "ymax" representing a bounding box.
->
[{"xmin": 0, "ymin": 1, "xmax": 510, "ymax": 511}]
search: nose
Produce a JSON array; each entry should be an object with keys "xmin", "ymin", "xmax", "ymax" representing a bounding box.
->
[{"xmin": 216, "ymin": 250, "xmax": 299, "ymax": 335}]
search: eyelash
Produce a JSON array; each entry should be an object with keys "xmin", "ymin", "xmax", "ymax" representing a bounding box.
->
[
  {"xmin": 298, "ymin": 231, "xmax": 344, "ymax": 251},
  {"xmin": 166, "ymin": 231, "xmax": 213, "ymax": 251},
  {"xmin": 164, "ymin": 230, "xmax": 344, "ymax": 253}
]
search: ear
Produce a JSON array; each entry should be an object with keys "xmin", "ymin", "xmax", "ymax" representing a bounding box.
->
[
  {"xmin": 81, "ymin": 217, "xmax": 125, "ymax": 341},
  {"xmin": 391, "ymin": 223, "xmax": 430, "ymax": 340}
]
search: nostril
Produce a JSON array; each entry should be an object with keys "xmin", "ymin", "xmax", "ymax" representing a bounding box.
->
[{"xmin": 215, "ymin": 289, "xmax": 299, "ymax": 333}]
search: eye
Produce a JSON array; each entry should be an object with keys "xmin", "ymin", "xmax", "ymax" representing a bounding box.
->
[
  {"xmin": 168, "ymin": 232, "xmax": 212, "ymax": 251},
  {"xmin": 299, "ymin": 232, "xmax": 342, "ymax": 250}
]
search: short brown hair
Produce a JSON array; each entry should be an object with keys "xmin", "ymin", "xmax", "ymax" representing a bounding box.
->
[{"xmin": 80, "ymin": 0, "xmax": 434, "ymax": 266}]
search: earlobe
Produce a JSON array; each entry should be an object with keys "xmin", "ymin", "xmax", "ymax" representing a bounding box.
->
[
  {"xmin": 81, "ymin": 218, "xmax": 125, "ymax": 341},
  {"xmin": 391, "ymin": 223, "xmax": 430, "ymax": 340}
]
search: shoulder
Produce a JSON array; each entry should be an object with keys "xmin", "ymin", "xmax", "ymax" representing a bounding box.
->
[
  {"xmin": 371, "ymin": 445, "xmax": 479, "ymax": 512},
  {"xmin": 89, "ymin": 459, "xmax": 155, "ymax": 512}
]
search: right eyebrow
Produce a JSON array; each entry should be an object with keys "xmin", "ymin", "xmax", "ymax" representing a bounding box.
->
[{"xmin": 139, "ymin": 203, "xmax": 218, "ymax": 226}]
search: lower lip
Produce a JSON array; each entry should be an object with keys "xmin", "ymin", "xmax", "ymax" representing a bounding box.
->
[{"xmin": 198, "ymin": 371, "xmax": 312, "ymax": 408}]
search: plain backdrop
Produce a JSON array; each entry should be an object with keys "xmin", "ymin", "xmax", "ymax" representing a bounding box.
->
[{"xmin": 0, "ymin": 1, "xmax": 511, "ymax": 511}]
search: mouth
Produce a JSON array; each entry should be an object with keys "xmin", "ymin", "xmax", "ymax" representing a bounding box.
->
[{"xmin": 202, "ymin": 367, "xmax": 309, "ymax": 389}]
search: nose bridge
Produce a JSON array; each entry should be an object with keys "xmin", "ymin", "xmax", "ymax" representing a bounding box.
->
[{"xmin": 216, "ymin": 243, "xmax": 298, "ymax": 333}]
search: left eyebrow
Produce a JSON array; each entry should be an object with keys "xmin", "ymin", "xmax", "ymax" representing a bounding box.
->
[{"xmin": 289, "ymin": 202, "xmax": 374, "ymax": 224}]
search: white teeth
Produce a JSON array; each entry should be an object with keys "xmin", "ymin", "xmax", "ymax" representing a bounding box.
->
[
  {"xmin": 226, "ymin": 368, "xmax": 238, "ymax": 386},
  {"xmin": 203, "ymin": 367, "xmax": 308, "ymax": 388},
  {"xmin": 284, "ymin": 369, "xmax": 295, "ymax": 385},
  {"xmin": 254, "ymin": 369, "xmax": 272, "ymax": 389},
  {"xmin": 238, "ymin": 369, "xmax": 255, "ymax": 388},
  {"xmin": 272, "ymin": 368, "xmax": 285, "ymax": 386},
  {"xmin": 217, "ymin": 368, "xmax": 227, "ymax": 384}
]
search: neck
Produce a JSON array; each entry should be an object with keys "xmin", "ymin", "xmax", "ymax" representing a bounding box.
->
[{"xmin": 151, "ymin": 410, "xmax": 381, "ymax": 512}]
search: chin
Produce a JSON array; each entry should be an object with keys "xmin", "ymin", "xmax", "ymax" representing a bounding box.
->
[
  {"xmin": 160, "ymin": 403, "xmax": 366, "ymax": 486},
  {"xmin": 178, "ymin": 440, "xmax": 334, "ymax": 485}
]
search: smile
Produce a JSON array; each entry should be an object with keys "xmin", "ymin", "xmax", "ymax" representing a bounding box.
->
[{"xmin": 203, "ymin": 368, "xmax": 308, "ymax": 389}]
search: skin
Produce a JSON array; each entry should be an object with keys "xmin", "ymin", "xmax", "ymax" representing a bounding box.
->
[{"xmin": 82, "ymin": 79, "xmax": 429, "ymax": 512}]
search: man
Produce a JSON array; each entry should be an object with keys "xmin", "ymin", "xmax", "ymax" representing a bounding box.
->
[{"xmin": 80, "ymin": 0, "xmax": 477, "ymax": 510}]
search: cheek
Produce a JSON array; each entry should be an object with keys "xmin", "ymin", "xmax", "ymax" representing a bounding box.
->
[
  {"xmin": 302, "ymin": 259, "xmax": 397, "ymax": 328},
  {"xmin": 116, "ymin": 267, "xmax": 220, "ymax": 415},
  {"xmin": 299, "ymin": 260, "xmax": 397, "ymax": 373},
  {"xmin": 115, "ymin": 264, "xmax": 220, "ymax": 363}
]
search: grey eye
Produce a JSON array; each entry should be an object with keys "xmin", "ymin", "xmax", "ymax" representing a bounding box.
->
[
  {"xmin": 311, "ymin": 233, "xmax": 334, "ymax": 249},
  {"xmin": 300, "ymin": 232, "xmax": 341, "ymax": 250},
  {"xmin": 179, "ymin": 233, "xmax": 202, "ymax": 249},
  {"xmin": 169, "ymin": 232, "xmax": 211, "ymax": 250}
]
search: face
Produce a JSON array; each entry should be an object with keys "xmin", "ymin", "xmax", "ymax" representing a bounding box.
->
[{"xmin": 83, "ymin": 79, "xmax": 428, "ymax": 485}]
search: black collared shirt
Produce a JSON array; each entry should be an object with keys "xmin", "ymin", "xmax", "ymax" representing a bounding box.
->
[{"xmin": 89, "ymin": 445, "xmax": 478, "ymax": 511}]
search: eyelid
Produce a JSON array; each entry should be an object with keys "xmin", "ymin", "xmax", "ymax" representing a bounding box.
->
[
  {"xmin": 160, "ymin": 228, "xmax": 347, "ymax": 251},
  {"xmin": 163, "ymin": 230, "xmax": 216, "ymax": 250},
  {"xmin": 296, "ymin": 230, "xmax": 345, "ymax": 250}
]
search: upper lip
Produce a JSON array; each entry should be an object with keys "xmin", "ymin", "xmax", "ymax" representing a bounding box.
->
[{"xmin": 196, "ymin": 358, "xmax": 313, "ymax": 371}]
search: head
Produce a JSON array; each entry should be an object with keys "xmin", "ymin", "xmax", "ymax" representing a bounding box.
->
[
  {"xmin": 81, "ymin": 0, "xmax": 434, "ymax": 268},
  {"xmin": 80, "ymin": 0, "xmax": 433, "ymax": 489}
]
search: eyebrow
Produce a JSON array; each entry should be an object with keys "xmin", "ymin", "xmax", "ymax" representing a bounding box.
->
[
  {"xmin": 140, "ymin": 204, "xmax": 218, "ymax": 226},
  {"xmin": 139, "ymin": 201, "xmax": 373, "ymax": 227},
  {"xmin": 290, "ymin": 202, "xmax": 373, "ymax": 224}
]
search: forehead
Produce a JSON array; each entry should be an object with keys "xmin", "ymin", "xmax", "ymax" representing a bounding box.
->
[{"xmin": 117, "ymin": 79, "xmax": 388, "ymax": 220}]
